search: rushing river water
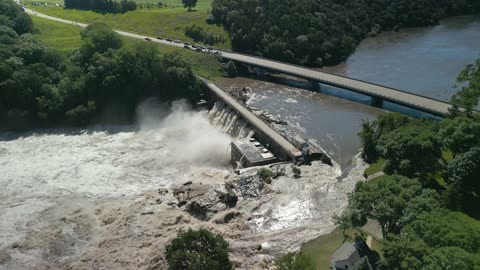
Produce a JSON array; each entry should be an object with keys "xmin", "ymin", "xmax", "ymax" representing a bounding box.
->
[
  {"xmin": 219, "ymin": 15, "xmax": 480, "ymax": 170},
  {"xmin": 1, "ymin": 14, "xmax": 479, "ymax": 269}
]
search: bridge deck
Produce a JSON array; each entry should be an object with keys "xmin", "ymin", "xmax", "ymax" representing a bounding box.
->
[{"xmin": 221, "ymin": 52, "xmax": 455, "ymax": 116}]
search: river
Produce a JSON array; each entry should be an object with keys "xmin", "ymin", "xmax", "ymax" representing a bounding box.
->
[
  {"xmin": 218, "ymin": 15, "xmax": 480, "ymax": 170},
  {"xmin": 1, "ymin": 14, "xmax": 479, "ymax": 269}
]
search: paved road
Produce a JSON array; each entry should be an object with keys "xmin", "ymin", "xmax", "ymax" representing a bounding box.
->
[{"xmin": 21, "ymin": 4, "xmax": 463, "ymax": 116}]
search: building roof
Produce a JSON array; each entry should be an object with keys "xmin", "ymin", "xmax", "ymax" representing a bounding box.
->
[
  {"xmin": 331, "ymin": 241, "xmax": 378, "ymax": 270},
  {"xmin": 331, "ymin": 242, "xmax": 357, "ymax": 261}
]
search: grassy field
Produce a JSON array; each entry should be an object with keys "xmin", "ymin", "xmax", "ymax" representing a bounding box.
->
[
  {"xmin": 31, "ymin": 15, "xmax": 223, "ymax": 79},
  {"xmin": 301, "ymin": 228, "xmax": 383, "ymax": 270},
  {"xmin": 25, "ymin": 0, "xmax": 210, "ymax": 7},
  {"xmin": 24, "ymin": 0, "xmax": 230, "ymax": 49},
  {"xmin": 364, "ymin": 158, "xmax": 385, "ymax": 177}
]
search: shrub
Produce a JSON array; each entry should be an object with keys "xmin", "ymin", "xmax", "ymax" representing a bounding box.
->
[
  {"xmin": 292, "ymin": 166, "xmax": 301, "ymax": 178},
  {"xmin": 257, "ymin": 168, "xmax": 273, "ymax": 181},
  {"xmin": 166, "ymin": 229, "xmax": 232, "ymax": 270}
]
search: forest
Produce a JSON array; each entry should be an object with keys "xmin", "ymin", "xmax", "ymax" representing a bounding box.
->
[
  {"xmin": 64, "ymin": 0, "xmax": 137, "ymax": 13},
  {"xmin": 210, "ymin": 0, "xmax": 480, "ymax": 66},
  {"xmin": 0, "ymin": 0, "xmax": 202, "ymax": 129}
]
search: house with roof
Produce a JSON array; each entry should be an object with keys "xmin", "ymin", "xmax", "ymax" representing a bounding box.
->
[{"xmin": 330, "ymin": 241, "xmax": 377, "ymax": 270}]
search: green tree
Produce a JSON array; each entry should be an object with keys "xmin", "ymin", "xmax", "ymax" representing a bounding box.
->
[
  {"xmin": 224, "ymin": 60, "xmax": 237, "ymax": 78},
  {"xmin": 181, "ymin": 0, "xmax": 197, "ymax": 11},
  {"xmin": 349, "ymin": 175, "xmax": 439, "ymax": 239},
  {"xmin": 446, "ymin": 147, "xmax": 480, "ymax": 217},
  {"xmin": 276, "ymin": 253, "xmax": 316, "ymax": 270},
  {"xmin": 333, "ymin": 211, "xmax": 352, "ymax": 241},
  {"xmin": 451, "ymin": 59, "xmax": 480, "ymax": 110},
  {"xmin": 381, "ymin": 209, "xmax": 480, "ymax": 270},
  {"xmin": 377, "ymin": 125, "xmax": 441, "ymax": 177},
  {"xmin": 439, "ymin": 116, "xmax": 480, "ymax": 157},
  {"xmin": 80, "ymin": 23, "xmax": 123, "ymax": 60},
  {"xmin": 13, "ymin": 11, "xmax": 33, "ymax": 34},
  {"xmin": 166, "ymin": 229, "xmax": 232, "ymax": 270}
]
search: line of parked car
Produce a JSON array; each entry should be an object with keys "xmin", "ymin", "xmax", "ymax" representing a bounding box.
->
[{"xmin": 144, "ymin": 36, "xmax": 221, "ymax": 55}]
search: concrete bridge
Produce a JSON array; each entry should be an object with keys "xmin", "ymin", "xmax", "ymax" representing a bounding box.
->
[{"xmin": 220, "ymin": 51, "xmax": 461, "ymax": 117}]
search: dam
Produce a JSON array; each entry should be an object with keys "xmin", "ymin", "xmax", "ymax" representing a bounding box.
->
[{"xmin": 201, "ymin": 78, "xmax": 332, "ymax": 167}]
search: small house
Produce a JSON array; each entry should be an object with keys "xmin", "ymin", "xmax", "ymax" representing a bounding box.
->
[{"xmin": 330, "ymin": 241, "xmax": 377, "ymax": 270}]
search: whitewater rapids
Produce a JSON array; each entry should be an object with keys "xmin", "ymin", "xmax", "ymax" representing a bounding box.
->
[{"xmin": 0, "ymin": 99, "xmax": 367, "ymax": 269}]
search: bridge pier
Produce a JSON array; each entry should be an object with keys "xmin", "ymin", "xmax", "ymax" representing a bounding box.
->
[
  {"xmin": 309, "ymin": 80, "xmax": 321, "ymax": 92},
  {"xmin": 253, "ymin": 66, "xmax": 267, "ymax": 78},
  {"xmin": 371, "ymin": 97, "xmax": 384, "ymax": 108}
]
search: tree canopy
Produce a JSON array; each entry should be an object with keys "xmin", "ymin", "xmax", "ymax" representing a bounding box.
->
[
  {"xmin": 380, "ymin": 209, "xmax": 480, "ymax": 269},
  {"xmin": 0, "ymin": 10, "xmax": 202, "ymax": 130},
  {"xmin": 182, "ymin": 0, "xmax": 197, "ymax": 12},
  {"xmin": 348, "ymin": 175, "xmax": 440, "ymax": 239},
  {"xmin": 446, "ymin": 147, "xmax": 480, "ymax": 218},
  {"xmin": 451, "ymin": 59, "xmax": 480, "ymax": 110},
  {"xmin": 166, "ymin": 229, "xmax": 232, "ymax": 270}
]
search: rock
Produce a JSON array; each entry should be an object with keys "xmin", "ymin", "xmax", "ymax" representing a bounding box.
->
[
  {"xmin": 158, "ymin": 188, "xmax": 169, "ymax": 195},
  {"xmin": 214, "ymin": 211, "xmax": 242, "ymax": 224}
]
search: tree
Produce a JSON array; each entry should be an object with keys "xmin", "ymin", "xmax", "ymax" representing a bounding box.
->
[
  {"xmin": 349, "ymin": 175, "xmax": 439, "ymax": 239},
  {"xmin": 446, "ymin": 147, "xmax": 480, "ymax": 217},
  {"xmin": 358, "ymin": 113, "xmax": 412, "ymax": 163},
  {"xmin": 451, "ymin": 59, "xmax": 480, "ymax": 110},
  {"xmin": 376, "ymin": 125, "xmax": 441, "ymax": 177},
  {"xmin": 80, "ymin": 23, "xmax": 123, "ymax": 60},
  {"xmin": 380, "ymin": 209, "xmax": 480, "ymax": 269},
  {"xmin": 224, "ymin": 60, "xmax": 237, "ymax": 78},
  {"xmin": 182, "ymin": 0, "xmax": 197, "ymax": 11},
  {"xmin": 333, "ymin": 211, "xmax": 352, "ymax": 241},
  {"xmin": 13, "ymin": 11, "xmax": 33, "ymax": 34},
  {"xmin": 166, "ymin": 229, "xmax": 232, "ymax": 270},
  {"xmin": 276, "ymin": 253, "xmax": 316, "ymax": 270},
  {"xmin": 439, "ymin": 116, "xmax": 480, "ymax": 157}
]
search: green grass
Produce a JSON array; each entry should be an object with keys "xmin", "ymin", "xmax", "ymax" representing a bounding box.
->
[
  {"xmin": 24, "ymin": 0, "xmax": 230, "ymax": 49},
  {"xmin": 31, "ymin": 15, "xmax": 223, "ymax": 79},
  {"xmin": 24, "ymin": 0, "xmax": 211, "ymax": 7},
  {"xmin": 441, "ymin": 150, "xmax": 453, "ymax": 162},
  {"xmin": 364, "ymin": 158, "xmax": 385, "ymax": 176},
  {"xmin": 32, "ymin": 15, "xmax": 83, "ymax": 50},
  {"xmin": 301, "ymin": 228, "xmax": 383, "ymax": 270}
]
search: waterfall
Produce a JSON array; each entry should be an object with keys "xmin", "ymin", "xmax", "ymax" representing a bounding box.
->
[{"xmin": 208, "ymin": 101, "xmax": 253, "ymax": 138}]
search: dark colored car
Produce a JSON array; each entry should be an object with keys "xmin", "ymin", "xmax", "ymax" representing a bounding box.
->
[
  {"xmin": 144, "ymin": 38, "xmax": 151, "ymax": 41},
  {"xmin": 184, "ymin": 45, "xmax": 190, "ymax": 49},
  {"xmin": 166, "ymin": 38, "xmax": 172, "ymax": 42},
  {"xmin": 184, "ymin": 42, "xmax": 190, "ymax": 46},
  {"xmin": 156, "ymin": 36, "xmax": 163, "ymax": 40}
]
